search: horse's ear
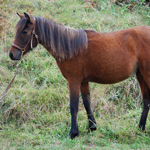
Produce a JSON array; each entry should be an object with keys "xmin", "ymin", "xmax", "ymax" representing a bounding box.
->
[
  {"xmin": 24, "ymin": 12, "xmax": 30, "ymax": 21},
  {"xmin": 17, "ymin": 12, "xmax": 24, "ymax": 19},
  {"xmin": 24, "ymin": 12, "xmax": 34, "ymax": 24}
]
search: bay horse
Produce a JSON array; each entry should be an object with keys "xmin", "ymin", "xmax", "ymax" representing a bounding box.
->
[{"xmin": 9, "ymin": 13, "xmax": 150, "ymax": 139}]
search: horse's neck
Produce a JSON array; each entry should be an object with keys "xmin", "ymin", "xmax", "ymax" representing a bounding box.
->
[{"xmin": 36, "ymin": 17, "xmax": 88, "ymax": 62}]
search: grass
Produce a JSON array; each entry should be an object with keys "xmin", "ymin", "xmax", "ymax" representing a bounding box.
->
[{"xmin": 0, "ymin": 0, "xmax": 150, "ymax": 149}]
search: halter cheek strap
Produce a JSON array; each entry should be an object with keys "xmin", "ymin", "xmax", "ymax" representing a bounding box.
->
[{"xmin": 12, "ymin": 32, "xmax": 34, "ymax": 52}]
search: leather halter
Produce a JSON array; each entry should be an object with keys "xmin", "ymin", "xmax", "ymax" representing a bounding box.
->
[{"xmin": 11, "ymin": 18, "xmax": 38, "ymax": 53}]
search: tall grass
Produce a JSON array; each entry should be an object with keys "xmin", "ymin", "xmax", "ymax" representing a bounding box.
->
[{"xmin": 0, "ymin": 0, "xmax": 150, "ymax": 149}]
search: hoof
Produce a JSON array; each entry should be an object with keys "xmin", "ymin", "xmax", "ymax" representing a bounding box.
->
[
  {"xmin": 90, "ymin": 126, "xmax": 97, "ymax": 132},
  {"xmin": 139, "ymin": 124, "xmax": 145, "ymax": 131},
  {"xmin": 88, "ymin": 125, "xmax": 97, "ymax": 133},
  {"xmin": 69, "ymin": 130, "xmax": 79, "ymax": 140},
  {"xmin": 89, "ymin": 121, "xmax": 97, "ymax": 132}
]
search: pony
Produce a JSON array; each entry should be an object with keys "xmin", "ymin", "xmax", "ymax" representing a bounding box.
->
[{"xmin": 9, "ymin": 13, "xmax": 150, "ymax": 139}]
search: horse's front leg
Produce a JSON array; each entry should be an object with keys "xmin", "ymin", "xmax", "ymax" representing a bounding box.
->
[{"xmin": 68, "ymin": 80, "xmax": 81, "ymax": 139}]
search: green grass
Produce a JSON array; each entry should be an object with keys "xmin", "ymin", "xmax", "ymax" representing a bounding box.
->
[{"xmin": 0, "ymin": 0, "xmax": 150, "ymax": 149}]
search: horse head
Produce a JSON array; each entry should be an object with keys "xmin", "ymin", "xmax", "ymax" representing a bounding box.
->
[{"xmin": 9, "ymin": 12, "xmax": 38, "ymax": 60}]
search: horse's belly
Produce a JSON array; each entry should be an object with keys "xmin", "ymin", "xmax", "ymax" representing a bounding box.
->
[
  {"xmin": 86, "ymin": 74, "xmax": 131, "ymax": 84},
  {"xmin": 84, "ymin": 62, "xmax": 138, "ymax": 84}
]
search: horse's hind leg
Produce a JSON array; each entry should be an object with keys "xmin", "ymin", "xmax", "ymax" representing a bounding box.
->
[
  {"xmin": 81, "ymin": 82, "xmax": 97, "ymax": 132},
  {"xmin": 136, "ymin": 69, "xmax": 150, "ymax": 130}
]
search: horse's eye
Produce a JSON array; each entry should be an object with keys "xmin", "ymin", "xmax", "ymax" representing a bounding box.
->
[{"xmin": 22, "ymin": 31, "xmax": 28, "ymax": 35}]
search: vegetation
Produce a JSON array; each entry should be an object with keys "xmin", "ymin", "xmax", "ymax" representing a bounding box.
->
[{"xmin": 0, "ymin": 0, "xmax": 150, "ymax": 149}]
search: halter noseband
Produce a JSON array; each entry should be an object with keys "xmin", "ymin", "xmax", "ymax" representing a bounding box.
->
[{"xmin": 11, "ymin": 18, "xmax": 38, "ymax": 53}]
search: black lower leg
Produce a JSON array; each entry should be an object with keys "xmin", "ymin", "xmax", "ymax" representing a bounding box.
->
[
  {"xmin": 68, "ymin": 81, "xmax": 80, "ymax": 139},
  {"xmin": 69, "ymin": 98, "xmax": 79, "ymax": 139},
  {"xmin": 139, "ymin": 102, "xmax": 149, "ymax": 130},
  {"xmin": 136, "ymin": 71, "xmax": 150, "ymax": 131},
  {"xmin": 81, "ymin": 82, "xmax": 96, "ymax": 132}
]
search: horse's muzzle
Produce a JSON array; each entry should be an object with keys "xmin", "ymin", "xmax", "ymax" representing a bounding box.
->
[{"xmin": 9, "ymin": 50, "xmax": 22, "ymax": 60}]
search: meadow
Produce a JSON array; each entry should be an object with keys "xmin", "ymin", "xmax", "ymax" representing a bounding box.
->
[{"xmin": 0, "ymin": 0, "xmax": 150, "ymax": 149}]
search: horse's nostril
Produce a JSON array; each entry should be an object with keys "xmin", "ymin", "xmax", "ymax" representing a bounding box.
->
[{"xmin": 9, "ymin": 52, "xmax": 14, "ymax": 60}]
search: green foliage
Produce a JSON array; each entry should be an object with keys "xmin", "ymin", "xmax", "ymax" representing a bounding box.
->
[
  {"xmin": 0, "ymin": 0, "xmax": 150, "ymax": 149},
  {"xmin": 115, "ymin": 0, "xmax": 146, "ymax": 5},
  {"xmin": 105, "ymin": 76, "xmax": 142, "ymax": 110}
]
